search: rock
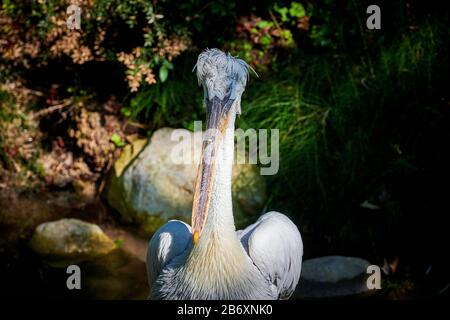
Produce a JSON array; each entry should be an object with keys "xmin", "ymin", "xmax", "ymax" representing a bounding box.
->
[
  {"xmin": 294, "ymin": 256, "xmax": 372, "ymax": 298},
  {"xmin": 302, "ymin": 256, "xmax": 371, "ymax": 283},
  {"xmin": 105, "ymin": 128, "xmax": 266, "ymax": 234},
  {"xmin": 30, "ymin": 218, "xmax": 116, "ymax": 267}
]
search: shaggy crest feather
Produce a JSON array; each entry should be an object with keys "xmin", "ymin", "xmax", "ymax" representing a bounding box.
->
[{"xmin": 194, "ymin": 48, "xmax": 256, "ymax": 106}]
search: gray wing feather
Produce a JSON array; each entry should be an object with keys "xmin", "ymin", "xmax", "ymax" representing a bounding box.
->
[
  {"xmin": 238, "ymin": 212, "xmax": 303, "ymax": 299},
  {"xmin": 146, "ymin": 220, "xmax": 192, "ymax": 291}
]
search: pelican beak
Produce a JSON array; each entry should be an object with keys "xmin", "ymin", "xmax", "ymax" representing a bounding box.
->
[{"xmin": 191, "ymin": 96, "xmax": 234, "ymax": 245}]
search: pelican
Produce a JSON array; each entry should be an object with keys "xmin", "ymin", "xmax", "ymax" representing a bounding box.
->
[{"xmin": 146, "ymin": 49, "xmax": 303, "ymax": 299}]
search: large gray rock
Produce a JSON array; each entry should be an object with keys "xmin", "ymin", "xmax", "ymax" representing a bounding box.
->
[
  {"xmin": 295, "ymin": 256, "xmax": 373, "ymax": 298},
  {"xmin": 106, "ymin": 128, "xmax": 266, "ymax": 234},
  {"xmin": 30, "ymin": 218, "xmax": 116, "ymax": 267}
]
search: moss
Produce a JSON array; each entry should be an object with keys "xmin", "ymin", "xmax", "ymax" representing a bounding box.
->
[{"xmin": 113, "ymin": 137, "xmax": 148, "ymax": 177}]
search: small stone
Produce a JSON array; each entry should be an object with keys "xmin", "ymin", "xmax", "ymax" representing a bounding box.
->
[
  {"xmin": 30, "ymin": 218, "xmax": 116, "ymax": 267},
  {"xmin": 295, "ymin": 256, "xmax": 372, "ymax": 298}
]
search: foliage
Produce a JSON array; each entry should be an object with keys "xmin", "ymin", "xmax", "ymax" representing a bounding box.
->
[
  {"xmin": 0, "ymin": 82, "xmax": 43, "ymax": 189},
  {"xmin": 110, "ymin": 133, "xmax": 125, "ymax": 147},
  {"xmin": 124, "ymin": 55, "xmax": 204, "ymax": 129},
  {"xmin": 0, "ymin": 0, "xmax": 190, "ymax": 91},
  {"xmin": 227, "ymin": 2, "xmax": 309, "ymax": 70},
  {"xmin": 239, "ymin": 20, "xmax": 449, "ymax": 254}
]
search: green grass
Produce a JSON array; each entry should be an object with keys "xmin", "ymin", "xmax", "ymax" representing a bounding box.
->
[
  {"xmin": 126, "ymin": 56, "xmax": 205, "ymax": 131},
  {"xmin": 237, "ymin": 21, "xmax": 447, "ymax": 253}
]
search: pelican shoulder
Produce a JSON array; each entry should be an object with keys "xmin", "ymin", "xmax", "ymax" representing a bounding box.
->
[{"xmin": 238, "ymin": 211, "xmax": 303, "ymax": 299}]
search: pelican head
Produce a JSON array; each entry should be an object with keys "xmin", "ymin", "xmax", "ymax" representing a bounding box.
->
[{"xmin": 191, "ymin": 49, "xmax": 255, "ymax": 245}]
